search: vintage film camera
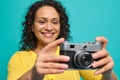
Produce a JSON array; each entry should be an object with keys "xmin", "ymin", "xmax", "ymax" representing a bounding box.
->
[{"xmin": 60, "ymin": 41, "xmax": 102, "ymax": 69}]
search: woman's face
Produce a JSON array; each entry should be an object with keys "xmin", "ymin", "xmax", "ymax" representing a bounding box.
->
[{"xmin": 32, "ymin": 6, "xmax": 60, "ymax": 45}]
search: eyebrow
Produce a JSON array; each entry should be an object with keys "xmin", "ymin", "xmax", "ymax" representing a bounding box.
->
[{"xmin": 38, "ymin": 17, "xmax": 60, "ymax": 20}]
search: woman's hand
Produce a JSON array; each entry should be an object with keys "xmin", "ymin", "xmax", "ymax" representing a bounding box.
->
[
  {"xmin": 92, "ymin": 36, "xmax": 114, "ymax": 75},
  {"xmin": 35, "ymin": 38, "xmax": 70, "ymax": 75}
]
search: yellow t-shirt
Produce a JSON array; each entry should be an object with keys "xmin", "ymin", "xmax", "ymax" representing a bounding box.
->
[{"xmin": 7, "ymin": 47, "xmax": 102, "ymax": 80}]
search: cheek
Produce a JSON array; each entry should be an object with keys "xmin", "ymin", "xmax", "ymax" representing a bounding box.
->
[
  {"xmin": 56, "ymin": 25, "xmax": 60, "ymax": 32},
  {"xmin": 32, "ymin": 27, "xmax": 41, "ymax": 37},
  {"xmin": 33, "ymin": 24, "xmax": 42, "ymax": 33}
]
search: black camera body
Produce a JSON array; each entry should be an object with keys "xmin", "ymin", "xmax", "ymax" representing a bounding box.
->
[{"xmin": 60, "ymin": 41, "xmax": 102, "ymax": 69}]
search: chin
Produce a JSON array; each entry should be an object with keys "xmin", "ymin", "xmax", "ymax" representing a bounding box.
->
[{"xmin": 42, "ymin": 38, "xmax": 56, "ymax": 44}]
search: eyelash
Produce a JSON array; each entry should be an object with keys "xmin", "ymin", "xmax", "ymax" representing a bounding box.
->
[
  {"xmin": 39, "ymin": 21, "xmax": 59, "ymax": 25},
  {"xmin": 39, "ymin": 21, "xmax": 46, "ymax": 24},
  {"xmin": 53, "ymin": 21, "xmax": 59, "ymax": 24}
]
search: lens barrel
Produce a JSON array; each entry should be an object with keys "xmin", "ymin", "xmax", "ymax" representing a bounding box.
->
[{"xmin": 74, "ymin": 51, "xmax": 93, "ymax": 69}]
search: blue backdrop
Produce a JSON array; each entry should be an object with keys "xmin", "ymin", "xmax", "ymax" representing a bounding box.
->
[{"xmin": 0, "ymin": 0, "xmax": 120, "ymax": 80}]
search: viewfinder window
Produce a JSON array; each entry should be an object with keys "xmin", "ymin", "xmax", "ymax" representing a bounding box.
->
[{"xmin": 70, "ymin": 45, "xmax": 74, "ymax": 48}]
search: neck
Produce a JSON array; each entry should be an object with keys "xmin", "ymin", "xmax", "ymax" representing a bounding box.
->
[{"xmin": 33, "ymin": 43, "xmax": 46, "ymax": 54}]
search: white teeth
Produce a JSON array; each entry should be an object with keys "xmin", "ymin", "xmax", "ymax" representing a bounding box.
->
[{"xmin": 43, "ymin": 33, "xmax": 53, "ymax": 38}]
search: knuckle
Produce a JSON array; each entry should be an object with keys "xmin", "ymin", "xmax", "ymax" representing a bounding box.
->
[
  {"xmin": 103, "ymin": 66, "xmax": 108, "ymax": 71},
  {"xmin": 109, "ymin": 56, "xmax": 113, "ymax": 61},
  {"xmin": 48, "ymin": 69, "xmax": 54, "ymax": 73},
  {"xmin": 110, "ymin": 61, "xmax": 114, "ymax": 68},
  {"xmin": 49, "ymin": 62, "xmax": 53, "ymax": 68},
  {"xmin": 35, "ymin": 62, "xmax": 40, "ymax": 67}
]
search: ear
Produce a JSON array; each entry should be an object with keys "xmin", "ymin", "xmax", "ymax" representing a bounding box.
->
[{"xmin": 32, "ymin": 25, "xmax": 34, "ymax": 32}]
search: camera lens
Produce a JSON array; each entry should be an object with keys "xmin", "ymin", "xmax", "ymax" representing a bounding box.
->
[
  {"xmin": 80, "ymin": 53, "xmax": 92, "ymax": 67},
  {"xmin": 74, "ymin": 51, "xmax": 93, "ymax": 69}
]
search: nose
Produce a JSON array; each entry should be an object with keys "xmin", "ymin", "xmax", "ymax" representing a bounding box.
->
[{"xmin": 45, "ymin": 22, "xmax": 53, "ymax": 31}]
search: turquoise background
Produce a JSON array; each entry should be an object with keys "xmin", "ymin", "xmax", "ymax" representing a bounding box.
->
[{"xmin": 0, "ymin": 0, "xmax": 120, "ymax": 80}]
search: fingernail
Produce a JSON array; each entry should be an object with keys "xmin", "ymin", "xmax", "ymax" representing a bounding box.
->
[
  {"xmin": 65, "ymin": 56, "xmax": 70, "ymax": 61},
  {"xmin": 95, "ymin": 71, "xmax": 99, "ymax": 75},
  {"xmin": 64, "ymin": 64, "xmax": 68, "ymax": 69},
  {"xmin": 93, "ymin": 54, "xmax": 97, "ymax": 58},
  {"xmin": 92, "ymin": 63, "xmax": 96, "ymax": 68}
]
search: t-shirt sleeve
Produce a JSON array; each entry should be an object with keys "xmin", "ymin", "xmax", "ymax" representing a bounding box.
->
[
  {"xmin": 7, "ymin": 52, "xmax": 27, "ymax": 80},
  {"xmin": 79, "ymin": 70, "xmax": 102, "ymax": 80}
]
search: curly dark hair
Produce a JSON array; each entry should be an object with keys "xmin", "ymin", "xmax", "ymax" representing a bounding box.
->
[{"xmin": 19, "ymin": 0, "xmax": 71, "ymax": 50}]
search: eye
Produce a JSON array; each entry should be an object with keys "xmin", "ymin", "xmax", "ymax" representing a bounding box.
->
[
  {"xmin": 52, "ymin": 20, "xmax": 59, "ymax": 25},
  {"xmin": 53, "ymin": 21, "xmax": 58, "ymax": 24},
  {"xmin": 39, "ymin": 20, "xmax": 46, "ymax": 25}
]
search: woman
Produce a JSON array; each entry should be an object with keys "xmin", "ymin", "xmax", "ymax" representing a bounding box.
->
[{"xmin": 7, "ymin": 0, "xmax": 118, "ymax": 80}]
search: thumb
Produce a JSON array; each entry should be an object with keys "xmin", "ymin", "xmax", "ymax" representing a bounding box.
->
[
  {"xmin": 95, "ymin": 36, "xmax": 108, "ymax": 49},
  {"xmin": 39, "ymin": 38, "xmax": 64, "ymax": 54}
]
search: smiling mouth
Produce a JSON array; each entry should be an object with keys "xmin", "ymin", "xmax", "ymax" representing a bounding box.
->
[{"xmin": 41, "ymin": 32, "xmax": 54, "ymax": 38}]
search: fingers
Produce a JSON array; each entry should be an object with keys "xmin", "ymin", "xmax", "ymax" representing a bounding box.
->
[
  {"xmin": 92, "ymin": 36, "xmax": 114, "ymax": 75},
  {"xmin": 37, "ymin": 62, "xmax": 68, "ymax": 70},
  {"xmin": 36, "ymin": 68, "xmax": 65, "ymax": 74},
  {"xmin": 37, "ymin": 54, "xmax": 70, "ymax": 63},
  {"xmin": 92, "ymin": 51, "xmax": 114, "ymax": 75},
  {"xmin": 94, "ymin": 59, "xmax": 114, "ymax": 75},
  {"xmin": 35, "ymin": 54, "xmax": 70, "ymax": 74},
  {"xmin": 35, "ymin": 38, "xmax": 70, "ymax": 74},
  {"xmin": 41, "ymin": 38, "xmax": 64, "ymax": 53},
  {"xmin": 95, "ymin": 36, "xmax": 108, "ymax": 49},
  {"xmin": 35, "ymin": 60, "xmax": 68, "ymax": 74},
  {"xmin": 92, "ymin": 56, "xmax": 113, "ymax": 68},
  {"xmin": 92, "ymin": 49, "xmax": 108, "ymax": 59},
  {"xmin": 41, "ymin": 55, "xmax": 70, "ymax": 62}
]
